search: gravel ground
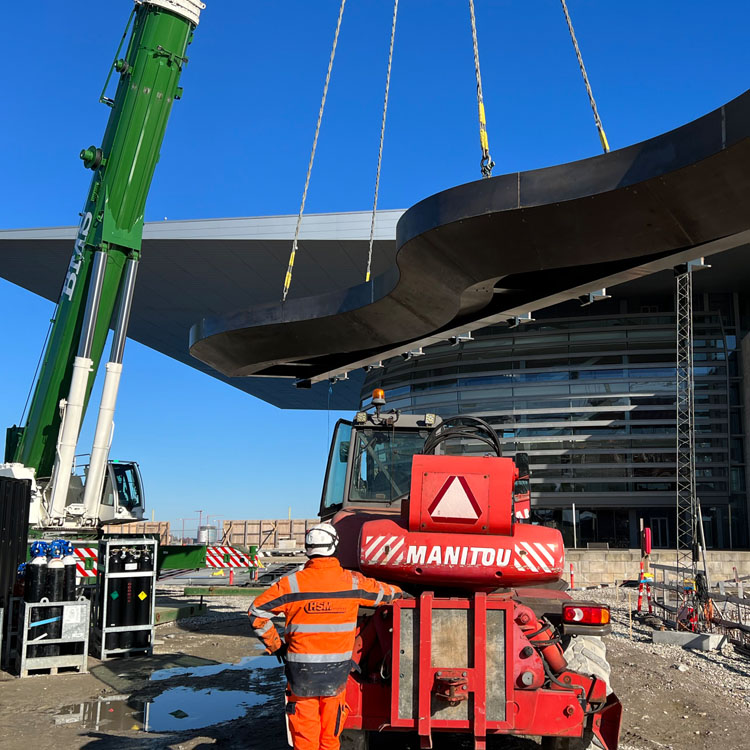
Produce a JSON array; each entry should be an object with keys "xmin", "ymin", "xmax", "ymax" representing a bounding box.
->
[
  {"xmin": 155, "ymin": 584, "xmax": 750, "ymax": 749},
  {"xmin": 580, "ymin": 585, "xmax": 750, "ymax": 749},
  {"xmin": 3, "ymin": 583, "xmax": 749, "ymax": 749}
]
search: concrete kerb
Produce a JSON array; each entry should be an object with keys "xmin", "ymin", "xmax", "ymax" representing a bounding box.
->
[{"xmin": 652, "ymin": 630, "xmax": 727, "ymax": 651}]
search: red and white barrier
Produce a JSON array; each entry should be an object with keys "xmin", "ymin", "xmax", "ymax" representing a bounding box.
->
[
  {"xmin": 74, "ymin": 547, "xmax": 98, "ymax": 578},
  {"xmin": 205, "ymin": 545, "xmax": 255, "ymax": 568}
]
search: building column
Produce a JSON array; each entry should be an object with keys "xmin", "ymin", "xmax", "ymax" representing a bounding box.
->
[{"xmin": 629, "ymin": 509, "xmax": 639, "ymax": 549}]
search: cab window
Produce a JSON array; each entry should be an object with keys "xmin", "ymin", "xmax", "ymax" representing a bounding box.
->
[
  {"xmin": 321, "ymin": 421, "xmax": 353, "ymax": 512},
  {"xmin": 112, "ymin": 463, "xmax": 143, "ymax": 510},
  {"xmin": 349, "ymin": 428, "xmax": 426, "ymax": 503}
]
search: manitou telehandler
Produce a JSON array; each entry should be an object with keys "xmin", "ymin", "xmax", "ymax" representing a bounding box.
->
[{"xmin": 320, "ymin": 390, "xmax": 621, "ymax": 749}]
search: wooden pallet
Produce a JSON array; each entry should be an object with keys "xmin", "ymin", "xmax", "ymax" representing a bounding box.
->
[{"xmin": 20, "ymin": 663, "xmax": 87, "ymax": 678}]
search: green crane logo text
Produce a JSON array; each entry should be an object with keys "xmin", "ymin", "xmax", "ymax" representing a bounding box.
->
[{"xmin": 61, "ymin": 211, "xmax": 93, "ymax": 302}]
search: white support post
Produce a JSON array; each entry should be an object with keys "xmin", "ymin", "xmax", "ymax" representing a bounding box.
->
[
  {"xmin": 81, "ymin": 362, "xmax": 123, "ymax": 522},
  {"xmin": 48, "ymin": 356, "xmax": 93, "ymax": 521}
]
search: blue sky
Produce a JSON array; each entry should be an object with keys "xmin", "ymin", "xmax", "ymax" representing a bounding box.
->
[{"xmin": 2, "ymin": 1, "xmax": 750, "ymax": 526}]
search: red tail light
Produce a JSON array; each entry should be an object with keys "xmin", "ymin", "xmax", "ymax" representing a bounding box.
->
[{"xmin": 562, "ymin": 604, "xmax": 610, "ymax": 626}]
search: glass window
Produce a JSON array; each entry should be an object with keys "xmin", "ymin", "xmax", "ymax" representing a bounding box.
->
[
  {"xmin": 731, "ymin": 468, "xmax": 746, "ymax": 492},
  {"xmin": 349, "ymin": 428, "xmax": 428, "ymax": 502},
  {"xmin": 731, "ymin": 438, "xmax": 744, "ymax": 463},
  {"xmin": 321, "ymin": 421, "xmax": 353, "ymax": 511},
  {"xmin": 111, "ymin": 462, "xmax": 143, "ymax": 510}
]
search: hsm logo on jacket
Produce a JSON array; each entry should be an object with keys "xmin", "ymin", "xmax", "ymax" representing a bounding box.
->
[{"xmin": 304, "ymin": 600, "xmax": 346, "ymax": 615}]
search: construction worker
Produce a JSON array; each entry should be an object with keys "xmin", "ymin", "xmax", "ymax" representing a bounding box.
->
[{"xmin": 249, "ymin": 523, "xmax": 403, "ymax": 750}]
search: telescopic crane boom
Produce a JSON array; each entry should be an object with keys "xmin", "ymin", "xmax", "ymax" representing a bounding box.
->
[{"xmin": 2, "ymin": 0, "xmax": 206, "ymax": 529}]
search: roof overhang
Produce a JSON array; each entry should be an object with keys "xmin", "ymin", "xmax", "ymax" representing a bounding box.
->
[
  {"xmin": 0, "ymin": 211, "xmax": 403, "ymax": 409},
  {"xmin": 188, "ymin": 90, "xmax": 750, "ymax": 385}
]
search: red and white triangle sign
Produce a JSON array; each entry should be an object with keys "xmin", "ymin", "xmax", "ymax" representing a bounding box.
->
[{"xmin": 427, "ymin": 475, "xmax": 482, "ymax": 524}]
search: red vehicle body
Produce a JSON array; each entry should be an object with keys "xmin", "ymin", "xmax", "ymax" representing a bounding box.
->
[{"xmin": 321, "ymin": 409, "xmax": 622, "ymax": 749}]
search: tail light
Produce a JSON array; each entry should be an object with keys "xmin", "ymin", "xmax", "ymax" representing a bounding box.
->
[{"xmin": 562, "ymin": 604, "xmax": 610, "ymax": 626}]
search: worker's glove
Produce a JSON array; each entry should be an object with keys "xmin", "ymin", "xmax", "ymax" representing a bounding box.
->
[
  {"xmin": 274, "ymin": 643, "xmax": 289, "ymax": 664},
  {"xmin": 399, "ymin": 591, "xmax": 415, "ymax": 600}
]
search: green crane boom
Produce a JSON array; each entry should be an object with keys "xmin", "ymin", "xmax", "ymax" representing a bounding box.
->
[{"xmin": 8, "ymin": 1, "xmax": 203, "ymax": 481}]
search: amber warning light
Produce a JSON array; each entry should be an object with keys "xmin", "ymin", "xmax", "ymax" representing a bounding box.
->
[
  {"xmin": 372, "ymin": 388, "xmax": 386, "ymax": 406},
  {"xmin": 562, "ymin": 604, "xmax": 610, "ymax": 626}
]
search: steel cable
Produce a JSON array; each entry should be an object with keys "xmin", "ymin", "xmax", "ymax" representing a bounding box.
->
[
  {"xmin": 282, "ymin": 0, "xmax": 347, "ymax": 302},
  {"xmin": 469, "ymin": 0, "xmax": 494, "ymax": 178},
  {"xmin": 559, "ymin": 0, "xmax": 610, "ymax": 153},
  {"xmin": 366, "ymin": 0, "xmax": 399, "ymax": 284}
]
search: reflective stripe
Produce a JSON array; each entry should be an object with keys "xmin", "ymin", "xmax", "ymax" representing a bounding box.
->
[
  {"xmin": 254, "ymin": 620, "xmax": 274, "ymax": 636},
  {"xmin": 288, "ymin": 572, "xmax": 300, "ymax": 594},
  {"xmin": 250, "ymin": 604, "xmax": 275, "ymax": 619},
  {"xmin": 374, "ymin": 585, "xmax": 384, "ymax": 606},
  {"xmin": 286, "ymin": 651, "xmax": 353, "ymax": 663},
  {"xmin": 260, "ymin": 590, "xmax": 379, "ymax": 611},
  {"xmin": 351, "ymin": 573, "xmax": 359, "ymax": 590},
  {"xmin": 287, "ymin": 622, "xmax": 356, "ymax": 634}
]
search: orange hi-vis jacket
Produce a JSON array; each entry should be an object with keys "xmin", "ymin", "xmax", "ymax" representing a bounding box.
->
[{"xmin": 250, "ymin": 557, "xmax": 402, "ymax": 697}]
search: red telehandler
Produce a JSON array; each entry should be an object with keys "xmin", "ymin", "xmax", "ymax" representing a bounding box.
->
[{"xmin": 319, "ymin": 390, "xmax": 621, "ymax": 749}]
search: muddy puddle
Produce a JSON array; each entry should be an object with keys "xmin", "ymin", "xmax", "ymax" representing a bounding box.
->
[{"xmin": 54, "ymin": 653, "xmax": 284, "ymax": 734}]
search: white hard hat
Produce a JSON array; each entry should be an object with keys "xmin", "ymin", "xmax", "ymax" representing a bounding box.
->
[{"xmin": 305, "ymin": 523, "xmax": 339, "ymax": 557}]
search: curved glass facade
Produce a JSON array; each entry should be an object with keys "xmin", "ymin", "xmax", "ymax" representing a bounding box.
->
[{"xmin": 362, "ymin": 291, "xmax": 749, "ymax": 549}]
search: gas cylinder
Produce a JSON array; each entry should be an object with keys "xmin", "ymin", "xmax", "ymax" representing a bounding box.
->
[
  {"xmin": 119, "ymin": 548, "xmax": 139, "ymax": 650},
  {"xmin": 43, "ymin": 557, "xmax": 64, "ymax": 656},
  {"xmin": 104, "ymin": 547, "xmax": 126, "ymax": 650},
  {"xmin": 135, "ymin": 546, "xmax": 154, "ymax": 648},
  {"xmin": 24, "ymin": 555, "xmax": 47, "ymax": 658},
  {"xmin": 62, "ymin": 552, "xmax": 77, "ymax": 601}
]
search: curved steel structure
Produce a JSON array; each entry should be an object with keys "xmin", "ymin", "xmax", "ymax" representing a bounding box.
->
[{"xmin": 190, "ymin": 90, "xmax": 750, "ymax": 384}]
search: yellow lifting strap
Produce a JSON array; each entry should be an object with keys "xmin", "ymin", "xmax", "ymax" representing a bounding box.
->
[
  {"xmin": 469, "ymin": 0, "xmax": 494, "ymax": 178},
  {"xmin": 365, "ymin": 0, "xmax": 399, "ymax": 284},
  {"xmin": 559, "ymin": 0, "xmax": 610, "ymax": 153},
  {"xmin": 282, "ymin": 0, "xmax": 347, "ymax": 303}
]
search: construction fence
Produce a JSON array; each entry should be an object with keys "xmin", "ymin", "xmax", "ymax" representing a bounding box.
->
[
  {"xmin": 102, "ymin": 521, "xmax": 170, "ymax": 545},
  {"xmin": 222, "ymin": 519, "xmax": 318, "ymax": 552}
]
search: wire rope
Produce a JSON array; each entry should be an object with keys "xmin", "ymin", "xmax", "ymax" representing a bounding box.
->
[
  {"xmin": 469, "ymin": 0, "xmax": 494, "ymax": 178},
  {"xmin": 365, "ymin": 0, "xmax": 399, "ymax": 284},
  {"xmin": 19, "ymin": 318, "xmax": 54, "ymax": 424},
  {"xmin": 559, "ymin": 0, "xmax": 610, "ymax": 153},
  {"xmin": 282, "ymin": 0, "xmax": 347, "ymax": 302}
]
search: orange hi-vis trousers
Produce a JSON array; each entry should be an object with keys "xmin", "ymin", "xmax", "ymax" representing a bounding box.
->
[{"xmin": 286, "ymin": 689, "xmax": 348, "ymax": 750}]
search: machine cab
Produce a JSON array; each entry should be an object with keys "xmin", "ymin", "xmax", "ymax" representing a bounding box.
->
[
  {"xmin": 101, "ymin": 460, "xmax": 145, "ymax": 523},
  {"xmin": 62, "ymin": 458, "xmax": 145, "ymax": 527},
  {"xmin": 319, "ymin": 395, "xmax": 440, "ymax": 521}
]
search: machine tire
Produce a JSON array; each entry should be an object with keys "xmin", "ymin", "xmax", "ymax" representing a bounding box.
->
[
  {"xmin": 540, "ymin": 635, "xmax": 612, "ymax": 750},
  {"xmin": 562, "ymin": 634, "xmax": 612, "ymax": 695},
  {"xmin": 540, "ymin": 730, "xmax": 602, "ymax": 750}
]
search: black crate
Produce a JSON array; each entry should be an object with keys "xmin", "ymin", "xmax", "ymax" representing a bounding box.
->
[{"xmin": 0, "ymin": 476, "xmax": 31, "ymax": 609}]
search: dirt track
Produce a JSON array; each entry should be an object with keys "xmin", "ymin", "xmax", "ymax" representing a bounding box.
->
[{"xmin": 1, "ymin": 588, "xmax": 749, "ymax": 750}]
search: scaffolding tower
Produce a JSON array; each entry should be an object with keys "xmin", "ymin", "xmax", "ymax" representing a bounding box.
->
[
  {"xmin": 675, "ymin": 266, "xmax": 698, "ymax": 583},
  {"xmin": 675, "ymin": 260, "xmax": 712, "ymax": 605}
]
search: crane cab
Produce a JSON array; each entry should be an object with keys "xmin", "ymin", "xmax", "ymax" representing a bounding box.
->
[
  {"xmin": 1, "ymin": 458, "xmax": 145, "ymax": 529},
  {"xmin": 99, "ymin": 460, "xmax": 145, "ymax": 524},
  {"xmin": 67, "ymin": 458, "xmax": 145, "ymax": 525}
]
